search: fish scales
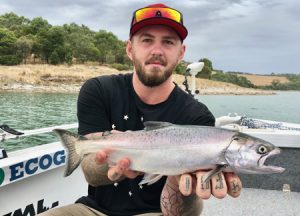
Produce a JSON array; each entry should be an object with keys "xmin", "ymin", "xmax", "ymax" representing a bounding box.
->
[{"xmin": 53, "ymin": 121, "xmax": 285, "ymax": 183}]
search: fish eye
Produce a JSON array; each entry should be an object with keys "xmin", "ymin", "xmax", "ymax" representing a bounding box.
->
[{"xmin": 257, "ymin": 145, "xmax": 268, "ymax": 154}]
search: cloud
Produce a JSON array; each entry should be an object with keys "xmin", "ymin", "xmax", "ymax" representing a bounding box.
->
[{"xmin": 0, "ymin": 0, "xmax": 299, "ymax": 73}]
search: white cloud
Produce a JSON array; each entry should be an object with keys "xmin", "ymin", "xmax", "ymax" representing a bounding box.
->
[{"xmin": 0, "ymin": 0, "xmax": 299, "ymax": 73}]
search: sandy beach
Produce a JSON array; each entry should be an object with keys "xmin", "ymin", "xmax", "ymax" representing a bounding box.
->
[{"xmin": 0, "ymin": 64, "xmax": 274, "ymax": 95}]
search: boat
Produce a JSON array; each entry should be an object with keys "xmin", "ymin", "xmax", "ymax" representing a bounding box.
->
[{"xmin": 0, "ymin": 116, "xmax": 299, "ymax": 216}]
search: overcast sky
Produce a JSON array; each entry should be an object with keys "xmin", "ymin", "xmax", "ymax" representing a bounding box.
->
[{"xmin": 1, "ymin": 0, "xmax": 299, "ymax": 74}]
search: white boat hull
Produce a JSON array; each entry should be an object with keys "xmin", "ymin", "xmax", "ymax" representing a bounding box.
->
[
  {"xmin": 0, "ymin": 117, "xmax": 299, "ymax": 215},
  {"xmin": 0, "ymin": 142, "xmax": 86, "ymax": 215}
]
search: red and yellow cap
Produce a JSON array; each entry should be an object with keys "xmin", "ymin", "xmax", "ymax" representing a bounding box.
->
[{"xmin": 130, "ymin": 3, "xmax": 188, "ymax": 41}]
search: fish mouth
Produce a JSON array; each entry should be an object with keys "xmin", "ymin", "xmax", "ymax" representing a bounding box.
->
[{"xmin": 258, "ymin": 148, "xmax": 285, "ymax": 173}]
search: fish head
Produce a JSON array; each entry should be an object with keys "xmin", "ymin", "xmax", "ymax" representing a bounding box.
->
[{"xmin": 224, "ymin": 132, "xmax": 285, "ymax": 174}]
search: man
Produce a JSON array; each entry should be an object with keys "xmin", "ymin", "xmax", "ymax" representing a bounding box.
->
[{"xmin": 40, "ymin": 3, "xmax": 242, "ymax": 216}]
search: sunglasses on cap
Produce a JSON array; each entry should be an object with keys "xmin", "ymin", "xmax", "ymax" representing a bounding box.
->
[{"xmin": 132, "ymin": 7, "xmax": 183, "ymax": 25}]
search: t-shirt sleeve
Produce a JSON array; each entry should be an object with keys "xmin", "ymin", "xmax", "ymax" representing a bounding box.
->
[
  {"xmin": 77, "ymin": 78, "xmax": 112, "ymax": 135},
  {"xmin": 192, "ymin": 103, "xmax": 216, "ymax": 126}
]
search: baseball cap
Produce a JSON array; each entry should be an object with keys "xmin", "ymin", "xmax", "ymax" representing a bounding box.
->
[{"xmin": 130, "ymin": 3, "xmax": 188, "ymax": 41}]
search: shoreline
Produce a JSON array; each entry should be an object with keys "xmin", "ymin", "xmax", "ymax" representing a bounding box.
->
[
  {"xmin": 0, "ymin": 82, "xmax": 275, "ymax": 95},
  {"xmin": 0, "ymin": 64, "xmax": 275, "ymax": 95}
]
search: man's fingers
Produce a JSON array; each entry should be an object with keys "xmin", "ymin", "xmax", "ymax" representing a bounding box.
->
[
  {"xmin": 179, "ymin": 174, "xmax": 193, "ymax": 196},
  {"xmin": 95, "ymin": 150, "xmax": 107, "ymax": 164},
  {"xmin": 124, "ymin": 170, "xmax": 142, "ymax": 179},
  {"xmin": 225, "ymin": 172, "xmax": 242, "ymax": 198},
  {"xmin": 107, "ymin": 158, "xmax": 131, "ymax": 181},
  {"xmin": 211, "ymin": 172, "xmax": 227, "ymax": 199},
  {"xmin": 195, "ymin": 171, "xmax": 211, "ymax": 199},
  {"xmin": 107, "ymin": 166, "xmax": 123, "ymax": 181}
]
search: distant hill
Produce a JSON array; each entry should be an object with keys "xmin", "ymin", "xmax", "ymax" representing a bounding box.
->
[{"xmin": 236, "ymin": 74, "xmax": 289, "ymax": 86}]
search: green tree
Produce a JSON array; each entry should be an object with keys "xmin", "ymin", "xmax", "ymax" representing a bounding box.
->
[
  {"xmin": 63, "ymin": 23, "xmax": 97, "ymax": 63},
  {"xmin": 24, "ymin": 17, "xmax": 51, "ymax": 35},
  {"xmin": 197, "ymin": 58, "xmax": 213, "ymax": 79},
  {"xmin": 0, "ymin": 12, "xmax": 30, "ymax": 37},
  {"xmin": 94, "ymin": 30, "xmax": 126, "ymax": 64},
  {"xmin": 15, "ymin": 36, "xmax": 33, "ymax": 63},
  {"xmin": 0, "ymin": 28, "xmax": 21, "ymax": 65},
  {"xmin": 49, "ymin": 50, "xmax": 59, "ymax": 65},
  {"xmin": 199, "ymin": 58, "xmax": 213, "ymax": 70},
  {"xmin": 36, "ymin": 26, "xmax": 66, "ymax": 62},
  {"xmin": 175, "ymin": 61, "xmax": 186, "ymax": 75},
  {"xmin": 197, "ymin": 66, "xmax": 212, "ymax": 79}
]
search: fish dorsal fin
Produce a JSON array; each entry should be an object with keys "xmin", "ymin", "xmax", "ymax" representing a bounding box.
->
[{"xmin": 143, "ymin": 121, "xmax": 173, "ymax": 131}]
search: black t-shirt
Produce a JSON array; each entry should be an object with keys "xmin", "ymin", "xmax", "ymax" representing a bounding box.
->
[{"xmin": 76, "ymin": 73, "xmax": 215, "ymax": 216}]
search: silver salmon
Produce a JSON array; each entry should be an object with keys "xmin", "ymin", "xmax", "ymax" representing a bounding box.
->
[{"xmin": 54, "ymin": 121, "xmax": 285, "ymax": 185}]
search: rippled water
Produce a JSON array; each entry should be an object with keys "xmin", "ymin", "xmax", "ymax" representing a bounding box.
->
[
  {"xmin": 1, "ymin": 91, "xmax": 300, "ymax": 152},
  {"xmin": 197, "ymin": 91, "xmax": 300, "ymax": 123},
  {"xmin": 0, "ymin": 91, "xmax": 78, "ymax": 151}
]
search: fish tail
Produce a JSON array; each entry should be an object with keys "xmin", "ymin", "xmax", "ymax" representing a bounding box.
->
[{"xmin": 53, "ymin": 129, "xmax": 82, "ymax": 177}]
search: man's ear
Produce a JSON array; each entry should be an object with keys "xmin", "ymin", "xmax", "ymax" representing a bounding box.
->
[
  {"xmin": 126, "ymin": 39, "xmax": 133, "ymax": 61},
  {"xmin": 177, "ymin": 44, "xmax": 186, "ymax": 64}
]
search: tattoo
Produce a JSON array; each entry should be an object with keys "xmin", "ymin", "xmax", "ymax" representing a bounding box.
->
[
  {"xmin": 231, "ymin": 181, "xmax": 241, "ymax": 193},
  {"xmin": 161, "ymin": 181, "xmax": 203, "ymax": 216},
  {"xmin": 200, "ymin": 176, "xmax": 210, "ymax": 190},
  {"xmin": 215, "ymin": 173, "xmax": 224, "ymax": 190},
  {"xmin": 161, "ymin": 182, "xmax": 183, "ymax": 216},
  {"xmin": 185, "ymin": 176, "xmax": 191, "ymax": 192},
  {"xmin": 81, "ymin": 154, "xmax": 115, "ymax": 186}
]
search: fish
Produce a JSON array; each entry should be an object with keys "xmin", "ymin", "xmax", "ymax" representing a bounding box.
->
[{"xmin": 53, "ymin": 121, "xmax": 285, "ymax": 185}]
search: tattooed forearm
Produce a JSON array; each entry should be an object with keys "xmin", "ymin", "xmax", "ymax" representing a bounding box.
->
[
  {"xmin": 81, "ymin": 153, "xmax": 121, "ymax": 186},
  {"xmin": 161, "ymin": 182, "xmax": 183, "ymax": 216},
  {"xmin": 161, "ymin": 180, "xmax": 203, "ymax": 216}
]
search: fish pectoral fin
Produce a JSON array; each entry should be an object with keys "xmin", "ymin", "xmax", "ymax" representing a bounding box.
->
[
  {"xmin": 139, "ymin": 174, "xmax": 164, "ymax": 186},
  {"xmin": 143, "ymin": 121, "xmax": 173, "ymax": 131},
  {"xmin": 202, "ymin": 164, "xmax": 228, "ymax": 183}
]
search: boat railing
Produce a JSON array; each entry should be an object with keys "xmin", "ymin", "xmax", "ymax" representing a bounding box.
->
[
  {"xmin": 0, "ymin": 123, "xmax": 78, "ymax": 159},
  {"xmin": 0, "ymin": 123, "xmax": 78, "ymax": 141}
]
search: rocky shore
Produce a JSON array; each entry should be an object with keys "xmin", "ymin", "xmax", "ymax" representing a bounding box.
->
[{"xmin": 0, "ymin": 64, "xmax": 274, "ymax": 95}]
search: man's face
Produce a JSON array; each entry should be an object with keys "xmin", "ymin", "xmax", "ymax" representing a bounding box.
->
[{"xmin": 127, "ymin": 25, "xmax": 186, "ymax": 87}]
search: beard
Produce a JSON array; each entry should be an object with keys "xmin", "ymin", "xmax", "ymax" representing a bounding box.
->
[{"xmin": 132, "ymin": 54, "xmax": 178, "ymax": 87}]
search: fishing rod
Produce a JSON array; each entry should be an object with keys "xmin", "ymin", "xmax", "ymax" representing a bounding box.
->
[
  {"xmin": 0, "ymin": 123, "xmax": 78, "ymax": 160},
  {"xmin": 0, "ymin": 123, "xmax": 78, "ymax": 142}
]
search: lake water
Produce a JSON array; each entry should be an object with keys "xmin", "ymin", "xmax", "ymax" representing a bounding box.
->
[{"xmin": 1, "ymin": 91, "xmax": 300, "ymax": 152}]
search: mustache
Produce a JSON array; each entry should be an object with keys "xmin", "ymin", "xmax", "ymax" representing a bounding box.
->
[{"xmin": 145, "ymin": 56, "xmax": 167, "ymax": 66}]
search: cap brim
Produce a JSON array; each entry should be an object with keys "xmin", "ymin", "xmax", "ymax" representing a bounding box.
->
[{"xmin": 130, "ymin": 17, "xmax": 188, "ymax": 41}]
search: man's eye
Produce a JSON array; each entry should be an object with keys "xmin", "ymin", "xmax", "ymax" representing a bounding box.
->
[
  {"xmin": 142, "ymin": 38, "xmax": 152, "ymax": 43},
  {"xmin": 164, "ymin": 40, "xmax": 174, "ymax": 45}
]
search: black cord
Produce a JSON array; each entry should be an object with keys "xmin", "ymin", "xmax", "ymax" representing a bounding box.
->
[{"xmin": 182, "ymin": 71, "xmax": 193, "ymax": 97}]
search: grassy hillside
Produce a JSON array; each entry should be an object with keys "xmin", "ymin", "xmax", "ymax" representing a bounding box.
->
[
  {"xmin": 237, "ymin": 74, "xmax": 289, "ymax": 86},
  {"xmin": 0, "ymin": 64, "xmax": 274, "ymax": 95}
]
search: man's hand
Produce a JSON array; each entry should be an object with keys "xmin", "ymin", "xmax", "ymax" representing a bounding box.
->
[
  {"xmin": 81, "ymin": 130, "xmax": 141, "ymax": 186},
  {"xmin": 95, "ymin": 150, "xmax": 141, "ymax": 181},
  {"xmin": 160, "ymin": 171, "xmax": 242, "ymax": 215},
  {"xmin": 172, "ymin": 171, "xmax": 242, "ymax": 199}
]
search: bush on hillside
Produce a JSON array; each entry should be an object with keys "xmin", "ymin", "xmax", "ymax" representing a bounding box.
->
[
  {"xmin": 0, "ymin": 55, "xmax": 22, "ymax": 65},
  {"xmin": 110, "ymin": 63, "xmax": 131, "ymax": 71},
  {"xmin": 211, "ymin": 72, "xmax": 255, "ymax": 88}
]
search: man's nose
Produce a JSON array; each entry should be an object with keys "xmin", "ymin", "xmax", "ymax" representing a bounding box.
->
[{"xmin": 150, "ymin": 42, "xmax": 163, "ymax": 56}]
